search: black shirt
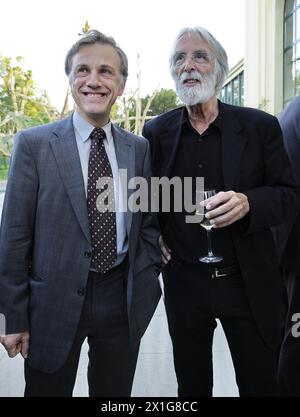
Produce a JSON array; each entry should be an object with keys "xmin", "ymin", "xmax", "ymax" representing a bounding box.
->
[{"xmin": 164, "ymin": 103, "xmax": 238, "ymax": 266}]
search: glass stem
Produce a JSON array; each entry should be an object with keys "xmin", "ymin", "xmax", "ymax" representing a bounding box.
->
[{"xmin": 206, "ymin": 229, "xmax": 214, "ymax": 256}]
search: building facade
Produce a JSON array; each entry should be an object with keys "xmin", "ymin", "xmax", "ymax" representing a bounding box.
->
[
  {"xmin": 221, "ymin": 60, "xmax": 244, "ymax": 107},
  {"xmin": 223, "ymin": 0, "xmax": 300, "ymax": 115}
]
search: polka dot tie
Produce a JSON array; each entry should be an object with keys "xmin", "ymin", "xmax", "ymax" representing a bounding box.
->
[{"xmin": 87, "ymin": 128, "xmax": 117, "ymax": 273}]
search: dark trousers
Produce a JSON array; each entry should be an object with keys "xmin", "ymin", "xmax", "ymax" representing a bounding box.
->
[
  {"xmin": 24, "ymin": 265, "xmax": 139, "ymax": 397},
  {"xmin": 278, "ymin": 270, "xmax": 300, "ymax": 396},
  {"xmin": 163, "ymin": 261, "xmax": 280, "ymax": 397}
]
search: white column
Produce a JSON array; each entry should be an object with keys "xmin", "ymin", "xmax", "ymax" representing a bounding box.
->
[
  {"xmin": 244, "ymin": 0, "xmax": 262, "ymax": 109},
  {"xmin": 244, "ymin": 0, "xmax": 284, "ymax": 115}
]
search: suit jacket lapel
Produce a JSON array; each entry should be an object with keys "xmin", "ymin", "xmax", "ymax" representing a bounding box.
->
[
  {"xmin": 163, "ymin": 108, "xmax": 185, "ymax": 177},
  {"xmin": 50, "ymin": 115, "xmax": 91, "ymax": 243},
  {"xmin": 112, "ymin": 124, "xmax": 135, "ymax": 236},
  {"xmin": 221, "ymin": 104, "xmax": 247, "ymax": 190}
]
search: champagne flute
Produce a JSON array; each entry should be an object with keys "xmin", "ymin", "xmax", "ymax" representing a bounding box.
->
[{"xmin": 195, "ymin": 189, "xmax": 223, "ymax": 264}]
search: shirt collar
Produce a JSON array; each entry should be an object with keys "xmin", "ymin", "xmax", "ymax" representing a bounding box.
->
[{"xmin": 73, "ymin": 111, "xmax": 112, "ymax": 143}]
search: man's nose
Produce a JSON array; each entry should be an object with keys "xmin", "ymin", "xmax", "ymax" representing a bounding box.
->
[
  {"xmin": 86, "ymin": 70, "xmax": 101, "ymax": 87},
  {"xmin": 183, "ymin": 56, "xmax": 195, "ymax": 72}
]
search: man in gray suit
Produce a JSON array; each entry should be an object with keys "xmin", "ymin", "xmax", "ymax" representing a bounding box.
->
[{"xmin": 0, "ymin": 30, "xmax": 161, "ymax": 397}]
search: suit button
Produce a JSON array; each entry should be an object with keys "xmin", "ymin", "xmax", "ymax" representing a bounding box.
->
[
  {"xmin": 77, "ymin": 288, "xmax": 85, "ymax": 297},
  {"xmin": 84, "ymin": 251, "xmax": 91, "ymax": 258}
]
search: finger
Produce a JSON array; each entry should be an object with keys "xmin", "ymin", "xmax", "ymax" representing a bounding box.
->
[
  {"xmin": 7, "ymin": 344, "xmax": 21, "ymax": 358},
  {"xmin": 160, "ymin": 244, "xmax": 171, "ymax": 261},
  {"xmin": 206, "ymin": 198, "xmax": 237, "ymax": 220},
  {"xmin": 159, "ymin": 240, "xmax": 171, "ymax": 254},
  {"xmin": 161, "ymin": 254, "xmax": 170, "ymax": 265},
  {"xmin": 162, "ymin": 251, "xmax": 171, "ymax": 262},
  {"xmin": 159, "ymin": 236, "xmax": 171, "ymax": 254},
  {"xmin": 212, "ymin": 205, "xmax": 244, "ymax": 228},
  {"xmin": 206, "ymin": 191, "xmax": 235, "ymax": 210},
  {"xmin": 21, "ymin": 339, "xmax": 29, "ymax": 359},
  {"xmin": 164, "ymin": 242, "xmax": 172, "ymax": 253}
]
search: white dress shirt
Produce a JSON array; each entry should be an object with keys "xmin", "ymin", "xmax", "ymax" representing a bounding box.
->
[{"xmin": 72, "ymin": 111, "xmax": 128, "ymax": 267}]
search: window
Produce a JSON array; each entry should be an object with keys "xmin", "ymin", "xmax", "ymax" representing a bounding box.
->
[
  {"xmin": 283, "ymin": 0, "xmax": 300, "ymax": 106},
  {"xmin": 221, "ymin": 72, "xmax": 244, "ymax": 106}
]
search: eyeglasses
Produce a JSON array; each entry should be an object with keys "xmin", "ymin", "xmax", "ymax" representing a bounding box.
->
[{"xmin": 172, "ymin": 50, "xmax": 212, "ymax": 67}]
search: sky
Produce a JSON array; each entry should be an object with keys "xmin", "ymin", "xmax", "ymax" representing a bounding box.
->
[{"xmin": 0, "ymin": 0, "xmax": 246, "ymax": 111}]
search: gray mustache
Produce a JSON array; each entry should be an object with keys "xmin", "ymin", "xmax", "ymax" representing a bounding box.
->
[{"xmin": 180, "ymin": 71, "xmax": 203, "ymax": 82}]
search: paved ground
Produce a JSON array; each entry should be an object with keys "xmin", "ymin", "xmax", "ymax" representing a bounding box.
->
[
  {"xmin": 0, "ymin": 190, "xmax": 238, "ymax": 397},
  {"xmin": 0, "ymin": 182, "xmax": 6, "ymax": 193}
]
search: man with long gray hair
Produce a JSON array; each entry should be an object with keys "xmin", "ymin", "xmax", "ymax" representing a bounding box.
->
[
  {"xmin": 0, "ymin": 29, "xmax": 161, "ymax": 397},
  {"xmin": 143, "ymin": 26, "xmax": 300, "ymax": 397}
]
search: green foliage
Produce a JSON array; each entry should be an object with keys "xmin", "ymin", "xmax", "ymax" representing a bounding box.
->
[
  {"xmin": 110, "ymin": 102, "xmax": 121, "ymax": 120},
  {"xmin": 79, "ymin": 20, "xmax": 91, "ymax": 36},
  {"xmin": 143, "ymin": 88, "xmax": 180, "ymax": 116},
  {"xmin": 0, "ymin": 56, "xmax": 57, "ymax": 135},
  {"xmin": 126, "ymin": 88, "xmax": 179, "ymax": 119},
  {"xmin": 0, "ymin": 55, "xmax": 58, "ymax": 177},
  {"xmin": 0, "ymin": 165, "xmax": 8, "ymax": 180},
  {"xmin": 119, "ymin": 88, "xmax": 180, "ymax": 133}
]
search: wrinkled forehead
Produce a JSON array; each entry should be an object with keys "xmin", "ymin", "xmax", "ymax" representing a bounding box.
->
[{"xmin": 174, "ymin": 33, "xmax": 212, "ymax": 55}]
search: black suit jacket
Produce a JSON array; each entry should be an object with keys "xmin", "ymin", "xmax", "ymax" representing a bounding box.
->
[
  {"xmin": 275, "ymin": 96, "xmax": 300, "ymax": 275},
  {"xmin": 143, "ymin": 103, "xmax": 300, "ymax": 348}
]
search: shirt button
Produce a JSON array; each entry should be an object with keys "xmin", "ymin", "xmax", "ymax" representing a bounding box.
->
[
  {"xmin": 198, "ymin": 163, "xmax": 204, "ymax": 169},
  {"xmin": 84, "ymin": 251, "xmax": 92, "ymax": 259},
  {"xmin": 77, "ymin": 288, "xmax": 85, "ymax": 297}
]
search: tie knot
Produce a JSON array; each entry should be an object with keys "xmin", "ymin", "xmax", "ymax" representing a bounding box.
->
[{"xmin": 90, "ymin": 127, "xmax": 106, "ymax": 141}]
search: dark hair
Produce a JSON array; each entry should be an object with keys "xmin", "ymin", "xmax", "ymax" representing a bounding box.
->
[{"xmin": 65, "ymin": 29, "xmax": 128, "ymax": 81}]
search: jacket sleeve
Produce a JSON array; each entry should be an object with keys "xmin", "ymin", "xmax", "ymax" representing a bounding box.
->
[
  {"xmin": 139, "ymin": 139, "xmax": 161, "ymax": 273},
  {"xmin": 0, "ymin": 131, "xmax": 38, "ymax": 334},
  {"xmin": 243, "ymin": 117, "xmax": 300, "ymax": 235},
  {"xmin": 279, "ymin": 98, "xmax": 300, "ymax": 187},
  {"xmin": 272, "ymin": 99, "xmax": 300, "ymax": 270}
]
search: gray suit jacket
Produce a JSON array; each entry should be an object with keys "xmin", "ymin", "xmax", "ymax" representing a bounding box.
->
[{"xmin": 0, "ymin": 115, "xmax": 161, "ymax": 372}]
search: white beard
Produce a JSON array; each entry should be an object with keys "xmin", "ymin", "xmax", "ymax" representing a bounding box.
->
[{"xmin": 174, "ymin": 70, "xmax": 217, "ymax": 105}]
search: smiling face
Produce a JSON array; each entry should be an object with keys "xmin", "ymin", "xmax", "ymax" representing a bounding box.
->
[
  {"xmin": 69, "ymin": 43, "xmax": 125, "ymax": 126},
  {"xmin": 171, "ymin": 34, "xmax": 218, "ymax": 105}
]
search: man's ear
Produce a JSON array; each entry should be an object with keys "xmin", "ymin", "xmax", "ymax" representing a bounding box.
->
[
  {"xmin": 68, "ymin": 74, "xmax": 73, "ymax": 88},
  {"xmin": 118, "ymin": 79, "xmax": 126, "ymax": 96}
]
